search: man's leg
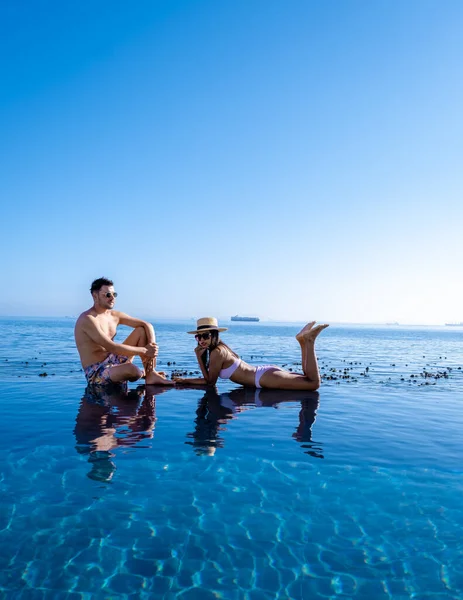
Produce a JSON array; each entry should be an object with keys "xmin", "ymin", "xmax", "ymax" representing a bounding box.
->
[
  {"xmin": 122, "ymin": 327, "xmax": 153, "ymax": 370},
  {"xmin": 122, "ymin": 327, "xmax": 174, "ymax": 386},
  {"xmin": 108, "ymin": 362, "xmax": 144, "ymax": 383}
]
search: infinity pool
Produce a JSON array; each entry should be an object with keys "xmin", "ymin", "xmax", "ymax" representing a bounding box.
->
[{"xmin": 1, "ymin": 319, "xmax": 462, "ymax": 598}]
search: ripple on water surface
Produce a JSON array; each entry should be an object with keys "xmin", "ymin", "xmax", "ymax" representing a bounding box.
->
[{"xmin": 0, "ymin": 320, "xmax": 463, "ymax": 598}]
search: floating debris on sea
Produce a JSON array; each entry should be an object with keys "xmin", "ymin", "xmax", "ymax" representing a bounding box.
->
[{"xmin": 1, "ymin": 352, "xmax": 461, "ymax": 388}]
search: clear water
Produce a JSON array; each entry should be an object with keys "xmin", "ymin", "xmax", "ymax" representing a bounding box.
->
[{"xmin": 1, "ymin": 318, "xmax": 463, "ymax": 599}]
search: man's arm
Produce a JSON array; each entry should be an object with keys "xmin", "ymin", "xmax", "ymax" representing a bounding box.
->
[
  {"xmin": 82, "ymin": 316, "xmax": 155, "ymax": 359},
  {"xmin": 115, "ymin": 312, "xmax": 156, "ymax": 344}
]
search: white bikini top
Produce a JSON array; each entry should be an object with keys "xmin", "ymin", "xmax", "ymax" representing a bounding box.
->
[{"xmin": 219, "ymin": 357, "xmax": 241, "ymax": 379}]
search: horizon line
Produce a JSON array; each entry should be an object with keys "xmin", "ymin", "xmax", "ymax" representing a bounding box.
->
[{"xmin": 0, "ymin": 315, "xmax": 459, "ymax": 328}]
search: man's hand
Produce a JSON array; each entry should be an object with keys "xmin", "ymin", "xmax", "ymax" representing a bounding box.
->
[{"xmin": 144, "ymin": 343, "xmax": 158, "ymax": 358}]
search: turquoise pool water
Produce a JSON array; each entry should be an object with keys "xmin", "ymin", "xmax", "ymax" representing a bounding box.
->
[{"xmin": 1, "ymin": 319, "xmax": 462, "ymax": 598}]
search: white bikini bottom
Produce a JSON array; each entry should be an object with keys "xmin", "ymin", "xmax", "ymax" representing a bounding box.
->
[{"xmin": 254, "ymin": 365, "xmax": 281, "ymax": 388}]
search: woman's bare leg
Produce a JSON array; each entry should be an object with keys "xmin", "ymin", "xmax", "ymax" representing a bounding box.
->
[
  {"xmin": 258, "ymin": 322, "xmax": 329, "ymax": 390},
  {"xmin": 296, "ymin": 322, "xmax": 314, "ymax": 376},
  {"xmin": 296, "ymin": 322, "xmax": 329, "ymax": 383}
]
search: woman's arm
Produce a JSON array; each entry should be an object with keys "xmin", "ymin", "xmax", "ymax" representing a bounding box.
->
[
  {"xmin": 173, "ymin": 347, "xmax": 223, "ymax": 385},
  {"xmin": 196, "ymin": 347, "xmax": 209, "ymax": 379},
  {"xmin": 174, "ymin": 377, "xmax": 208, "ymax": 385},
  {"xmin": 203, "ymin": 349, "xmax": 223, "ymax": 385}
]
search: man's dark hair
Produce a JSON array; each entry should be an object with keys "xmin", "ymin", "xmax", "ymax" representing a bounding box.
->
[{"xmin": 90, "ymin": 277, "xmax": 114, "ymax": 294}]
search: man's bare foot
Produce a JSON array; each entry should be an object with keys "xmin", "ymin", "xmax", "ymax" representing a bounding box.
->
[
  {"xmin": 296, "ymin": 321, "xmax": 316, "ymax": 342},
  {"xmin": 141, "ymin": 371, "xmax": 162, "ymax": 379},
  {"xmin": 303, "ymin": 323, "xmax": 329, "ymax": 342},
  {"xmin": 145, "ymin": 371, "xmax": 175, "ymax": 386}
]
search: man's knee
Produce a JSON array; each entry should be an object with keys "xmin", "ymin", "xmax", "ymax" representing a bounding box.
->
[
  {"xmin": 126, "ymin": 364, "xmax": 143, "ymax": 382},
  {"xmin": 108, "ymin": 363, "xmax": 143, "ymax": 384}
]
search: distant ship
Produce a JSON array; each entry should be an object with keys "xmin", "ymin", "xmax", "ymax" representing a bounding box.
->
[
  {"xmin": 445, "ymin": 322, "xmax": 463, "ymax": 326},
  {"xmin": 231, "ymin": 315, "xmax": 260, "ymax": 322}
]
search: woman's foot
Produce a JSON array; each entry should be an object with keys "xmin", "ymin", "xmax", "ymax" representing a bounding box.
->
[
  {"xmin": 296, "ymin": 321, "xmax": 316, "ymax": 342},
  {"xmin": 304, "ymin": 323, "xmax": 329, "ymax": 342},
  {"xmin": 145, "ymin": 371, "xmax": 175, "ymax": 386}
]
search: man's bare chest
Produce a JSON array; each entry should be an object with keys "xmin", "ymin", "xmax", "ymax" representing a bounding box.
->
[{"xmin": 96, "ymin": 315, "xmax": 118, "ymax": 340}]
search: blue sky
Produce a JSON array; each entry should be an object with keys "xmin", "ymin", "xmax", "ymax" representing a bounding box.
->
[{"xmin": 1, "ymin": 0, "xmax": 462, "ymax": 323}]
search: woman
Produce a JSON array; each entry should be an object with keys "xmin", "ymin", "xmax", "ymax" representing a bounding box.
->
[{"xmin": 173, "ymin": 317, "xmax": 328, "ymax": 390}]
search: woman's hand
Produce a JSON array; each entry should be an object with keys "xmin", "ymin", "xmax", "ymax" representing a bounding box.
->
[{"xmin": 195, "ymin": 345, "xmax": 207, "ymax": 358}]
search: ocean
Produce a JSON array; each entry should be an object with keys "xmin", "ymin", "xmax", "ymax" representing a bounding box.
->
[{"xmin": 0, "ymin": 317, "xmax": 462, "ymax": 599}]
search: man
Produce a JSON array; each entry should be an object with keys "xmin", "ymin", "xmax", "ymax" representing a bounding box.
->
[{"xmin": 75, "ymin": 277, "xmax": 173, "ymax": 386}]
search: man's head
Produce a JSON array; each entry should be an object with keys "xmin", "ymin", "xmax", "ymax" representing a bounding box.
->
[{"xmin": 90, "ymin": 277, "xmax": 117, "ymax": 309}]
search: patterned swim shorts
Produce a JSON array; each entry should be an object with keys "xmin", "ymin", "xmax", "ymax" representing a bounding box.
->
[
  {"xmin": 83, "ymin": 381, "xmax": 129, "ymax": 405},
  {"xmin": 84, "ymin": 353, "xmax": 129, "ymax": 385}
]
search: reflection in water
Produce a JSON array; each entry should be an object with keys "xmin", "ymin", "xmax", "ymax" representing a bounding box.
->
[
  {"xmin": 185, "ymin": 388, "xmax": 231, "ymax": 456},
  {"xmin": 186, "ymin": 387, "xmax": 323, "ymax": 458},
  {"xmin": 74, "ymin": 384, "xmax": 163, "ymax": 482}
]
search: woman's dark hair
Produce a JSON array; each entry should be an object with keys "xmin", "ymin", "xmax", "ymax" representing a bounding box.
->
[
  {"xmin": 200, "ymin": 331, "xmax": 239, "ymax": 372},
  {"xmin": 90, "ymin": 277, "xmax": 114, "ymax": 294}
]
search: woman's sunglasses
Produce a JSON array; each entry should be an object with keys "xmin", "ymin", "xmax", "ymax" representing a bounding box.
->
[{"xmin": 195, "ymin": 332, "xmax": 212, "ymax": 341}]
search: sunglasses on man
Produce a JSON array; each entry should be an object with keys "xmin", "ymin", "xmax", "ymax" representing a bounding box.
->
[
  {"xmin": 195, "ymin": 332, "xmax": 212, "ymax": 341},
  {"xmin": 102, "ymin": 292, "xmax": 118, "ymax": 298}
]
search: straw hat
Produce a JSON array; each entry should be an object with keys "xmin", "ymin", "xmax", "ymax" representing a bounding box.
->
[{"xmin": 187, "ymin": 317, "xmax": 228, "ymax": 334}]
